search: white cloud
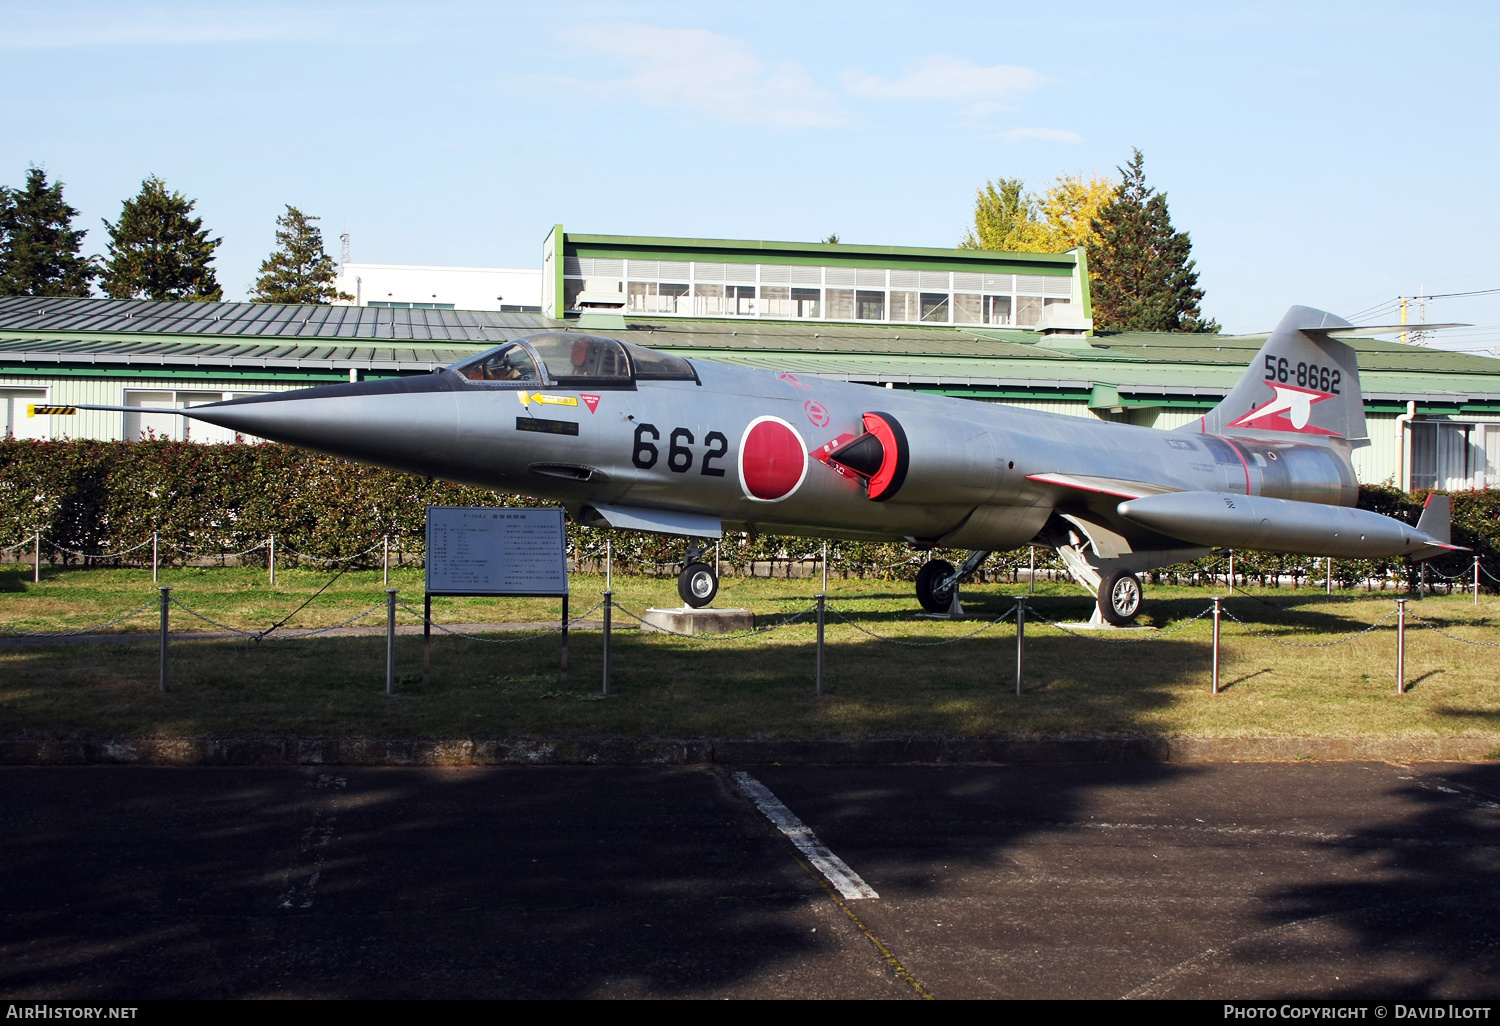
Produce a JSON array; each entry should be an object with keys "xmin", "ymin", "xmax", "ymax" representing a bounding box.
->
[
  {"xmin": 559, "ymin": 24, "xmax": 846, "ymax": 129},
  {"xmin": 997, "ymin": 127, "xmax": 1085, "ymax": 144},
  {"xmin": 840, "ymin": 55, "xmax": 1046, "ymax": 103}
]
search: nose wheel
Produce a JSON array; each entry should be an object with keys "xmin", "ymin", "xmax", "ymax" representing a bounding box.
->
[
  {"xmin": 915, "ymin": 559, "xmax": 957, "ymax": 613},
  {"xmin": 678, "ymin": 562, "xmax": 719, "ymax": 607}
]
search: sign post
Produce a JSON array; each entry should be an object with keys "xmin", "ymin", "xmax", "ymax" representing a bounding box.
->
[{"xmin": 425, "ymin": 507, "xmax": 570, "ymax": 684}]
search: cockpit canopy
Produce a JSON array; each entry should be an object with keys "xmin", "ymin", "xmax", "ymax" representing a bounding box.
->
[{"xmin": 451, "ymin": 333, "xmax": 696, "ymax": 386}]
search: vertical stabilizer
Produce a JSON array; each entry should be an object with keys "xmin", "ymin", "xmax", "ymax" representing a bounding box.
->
[
  {"xmin": 1416, "ymin": 492, "xmax": 1452, "ymax": 546},
  {"xmin": 1191, "ymin": 306, "xmax": 1368, "ymax": 442}
]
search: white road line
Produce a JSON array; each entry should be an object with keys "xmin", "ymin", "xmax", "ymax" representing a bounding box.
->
[{"xmin": 732, "ymin": 770, "xmax": 878, "ymax": 900}]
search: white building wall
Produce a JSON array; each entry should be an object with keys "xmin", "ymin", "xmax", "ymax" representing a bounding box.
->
[
  {"xmin": 0, "ymin": 376, "xmax": 313, "ymax": 443},
  {"xmin": 334, "ymin": 263, "xmax": 542, "ymax": 311}
]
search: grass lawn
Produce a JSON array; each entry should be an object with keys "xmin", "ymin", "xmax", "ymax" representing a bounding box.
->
[{"xmin": 2, "ymin": 563, "xmax": 1499, "ymax": 742}]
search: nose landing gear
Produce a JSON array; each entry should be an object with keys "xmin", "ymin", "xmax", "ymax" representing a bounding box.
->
[
  {"xmin": 914, "ymin": 549, "xmax": 991, "ymax": 614},
  {"xmin": 677, "ymin": 539, "xmax": 719, "ymax": 608}
]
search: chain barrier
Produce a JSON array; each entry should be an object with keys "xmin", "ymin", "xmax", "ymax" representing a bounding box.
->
[
  {"xmin": 275, "ymin": 541, "xmax": 388, "ymax": 565},
  {"xmin": 0, "ymin": 598, "xmax": 157, "ymax": 638},
  {"xmin": 1026, "ymin": 603, "xmax": 1214, "ymax": 643},
  {"xmin": 46, "ymin": 537, "xmax": 155, "ymax": 560},
  {"xmin": 395, "ymin": 599, "xmax": 605, "ymax": 644},
  {"xmin": 167, "ymin": 598, "xmax": 258, "ymax": 637},
  {"xmin": 1406, "ymin": 613, "xmax": 1500, "ymax": 648},
  {"xmin": 162, "ymin": 539, "xmax": 268, "ymax": 560},
  {"xmin": 0, "ymin": 538, "xmax": 32, "ymax": 554},
  {"xmin": 257, "ymin": 602, "xmax": 388, "ymax": 641},
  {"xmin": 611, "ymin": 602, "xmax": 818, "ymax": 641},
  {"xmin": 1219, "ymin": 604, "xmax": 1396, "ymax": 648},
  {"xmin": 824, "ymin": 603, "xmax": 1018, "ymax": 647}
]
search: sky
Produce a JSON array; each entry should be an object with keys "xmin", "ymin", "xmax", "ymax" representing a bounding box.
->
[{"xmin": 3, "ymin": 1, "xmax": 1500, "ymax": 348}]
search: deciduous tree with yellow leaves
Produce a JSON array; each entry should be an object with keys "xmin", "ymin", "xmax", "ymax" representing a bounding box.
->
[{"xmin": 959, "ymin": 172, "xmax": 1115, "ymax": 253}]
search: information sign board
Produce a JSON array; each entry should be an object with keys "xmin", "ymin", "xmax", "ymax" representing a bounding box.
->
[{"xmin": 425, "ymin": 507, "xmax": 568, "ymax": 597}]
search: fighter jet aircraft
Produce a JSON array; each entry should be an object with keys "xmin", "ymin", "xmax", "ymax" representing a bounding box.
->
[{"xmin": 42, "ymin": 305, "xmax": 1464, "ymax": 624}]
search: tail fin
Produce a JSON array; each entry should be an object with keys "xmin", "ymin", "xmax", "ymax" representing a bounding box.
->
[
  {"xmin": 1191, "ymin": 305, "xmax": 1368, "ymax": 442},
  {"xmin": 1416, "ymin": 492, "xmax": 1451, "ymax": 546}
]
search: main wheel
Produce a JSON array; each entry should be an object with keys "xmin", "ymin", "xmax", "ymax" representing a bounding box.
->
[
  {"xmin": 678, "ymin": 562, "xmax": 719, "ymax": 607},
  {"xmin": 1098, "ymin": 569, "xmax": 1143, "ymax": 626},
  {"xmin": 915, "ymin": 559, "xmax": 957, "ymax": 613}
]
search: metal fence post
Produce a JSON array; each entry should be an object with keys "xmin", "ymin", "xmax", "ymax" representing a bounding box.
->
[
  {"xmin": 815, "ymin": 592, "xmax": 826, "ymax": 695},
  {"xmin": 152, "ymin": 531, "xmax": 159, "ymax": 583},
  {"xmin": 1396, "ymin": 598, "xmax": 1407, "ymax": 694},
  {"xmin": 1228, "ymin": 550, "xmax": 1235, "ymax": 594},
  {"xmin": 1475, "ymin": 555, "xmax": 1481, "ymax": 607},
  {"xmin": 1029, "ymin": 546, "xmax": 1035, "ymax": 595},
  {"xmin": 1015, "ymin": 595, "xmax": 1026, "ymax": 696},
  {"xmin": 159, "ymin": 586, "xmax": 171, "ymax": 692},
  {"xmin": 384, "ymin": 535, "xmax": 390, "ymax": 587},
  {"xmin": 821, "ymin": 542, "xmax": 828, "ymax": 593},
  {"xmin": 385, "ymin": 589, "xmax": 397, "ymax": 695},
  {"xmin": 601, "ymin": 590, "xmax": 613, "ymax": 695},
  {"xmin": 1211, "ymin": 596, "xmax": 1222, "ymax": 695},
  {"xmin": 1326, "ymin": 557, "xmax": 1332, "ymax": 595},
  {"xmin": 559, "ymin": 595, "xmax": 569, "ymax": 685},
  {"xmin": 34, "ymin": 530, "xmax": 40, "ymax": 583},
  {"xmin": 422, "ymin": 593, "xmax": 432, "ymax": 689},
  {"xmin": 268, "ymin": 534, "xmax": 275, "ymax": 586}
]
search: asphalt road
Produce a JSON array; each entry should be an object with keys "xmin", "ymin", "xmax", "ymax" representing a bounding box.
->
[{"xmin": 2, "ymin": 761, "xmax": 1498, "ymax": 999}]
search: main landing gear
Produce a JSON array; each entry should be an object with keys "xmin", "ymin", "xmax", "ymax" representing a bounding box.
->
[
  {"xmin": 1097, "ymin": 568, "xmax": 1143, "ymax": 627},
  {"xmin": 678, "ymin": 539, "xmax": 719, "ymax": 608},
  {"xmin": 915, "ymin": 549, "xmax": 991, "ymax": 614}
]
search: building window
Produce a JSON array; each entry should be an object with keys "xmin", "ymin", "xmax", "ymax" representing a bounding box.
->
[
  {"xmin": 367, "ymin": 301, "xmax": 455, "ymax": 310},
  {"xmin": 984, "ymin": 295, "xmax": 1011, "ymax": 325},
  {"xmin": 855, "ymin": 290, "xmax": 885, "ymax": 321},
  {"xmin": 727, "ymin": 284, "xmax": 756, "ymax": 316},
  {"xmin": 889, "ymin": 291, "xmax": 919, "ymax": 323},
  {"xmin": 792, "ymin": 287, "xmax": 821, "ymax": 318},
  {"xmin": 628, "ymin": 281, "xmax": 689, "ymax": 314},
  {"xmin": 694, "ymin": 283, "xmax": 725, "ymax": 316},
  {"xmin": 1015, "ymin": 295, "xmax": 1042, "ymax": 326},
  {"xmin": 760, "ymin": 286, "xmax": 791, "ymax": 318},
  {"xmin": 826, "ymin": 289, "xmax": 854, "ymax": 320},
  {"xmin": 920, "ymin": 293, "xmax": 950, "ymax": 323},
  {"xmin": 954, "ymin": 293, "xmax": 982, "ymax": 324}
]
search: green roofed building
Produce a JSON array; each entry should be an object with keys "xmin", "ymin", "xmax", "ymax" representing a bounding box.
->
[{"xmin": 1, "ymin": 229, "xmax": 1498, "ymax": 493}]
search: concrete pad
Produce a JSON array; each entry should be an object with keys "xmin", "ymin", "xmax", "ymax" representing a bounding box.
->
[{"xmin": 639, "ymin": 607, "xmax": 753, "ymax": 635}]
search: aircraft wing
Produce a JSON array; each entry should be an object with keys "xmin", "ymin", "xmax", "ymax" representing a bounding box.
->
[{"xmin": 1026, "ymin": 473, "xmax": 1180, "ymax": 500}]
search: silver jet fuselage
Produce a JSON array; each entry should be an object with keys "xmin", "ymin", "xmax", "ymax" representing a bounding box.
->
[{"xmin": 187, "ymin": 335, "xmax": 1361, "ymax": 556}]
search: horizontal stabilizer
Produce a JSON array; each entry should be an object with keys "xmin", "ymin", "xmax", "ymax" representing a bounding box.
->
[{"xmin": 1307, "ymin": 323, "xmax": 1467, "ymax": 337}]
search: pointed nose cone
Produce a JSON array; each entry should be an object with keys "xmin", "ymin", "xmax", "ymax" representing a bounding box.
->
[{"xmin": 186, "ymin": 376, "xmax": 462, "ymax": 474}]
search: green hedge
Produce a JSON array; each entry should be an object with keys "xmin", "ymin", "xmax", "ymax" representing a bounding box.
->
[{"xmin": 1, "ymin": 439, "xmax": 1496, "ymax": 588}]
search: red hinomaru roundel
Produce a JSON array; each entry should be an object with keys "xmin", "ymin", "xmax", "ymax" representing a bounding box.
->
[{"xmin": 738, "ymin": 416, "xmax": 808, "ymax": 502}]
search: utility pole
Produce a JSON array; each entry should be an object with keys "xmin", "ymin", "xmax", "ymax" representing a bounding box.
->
[{"xmin": 1400, "ymin": 295, "xmax": 1408, "ymax": 345}]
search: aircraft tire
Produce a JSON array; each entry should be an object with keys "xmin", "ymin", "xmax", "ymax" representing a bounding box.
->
[
  {"xmin": 1098, "ymin": 569, "xmax": 1143, "ymax": 626},
  {"xmin": 678, "ymin": 562, "xmax": 719, "ymax": 608},
  {"xmin": 915, "ymin": 559, "xmax": 957, "ymax": 613}
]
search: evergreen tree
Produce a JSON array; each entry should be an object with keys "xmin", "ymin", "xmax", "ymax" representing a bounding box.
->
[
  {"xmin": 100, "ymin": 176, "xmax": 222, "ymax": 301},
  {"xmin": 1086, "ymin": 150, "xmax": 1218, "ymax": 333},
  {"xmin": 0, "ymin": 166, "xmax": 97, "ymax": 296},
  {"xmin": 251, "ymin": 205, "xmax": 352, "ymax": 304}
]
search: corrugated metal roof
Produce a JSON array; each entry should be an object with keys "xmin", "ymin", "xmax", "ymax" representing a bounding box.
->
[
  {"xmin": 0, "ymin": 295, "xmax": 548, "ymax": 341},
  {"xmin": 1, "ymin": 297, "xmax": 1498, "ymax": 403}
]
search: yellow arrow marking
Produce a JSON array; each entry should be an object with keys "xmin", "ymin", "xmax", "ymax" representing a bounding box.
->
[{"xmin": 517, "ymin": 392, "xmax": 578, "ymax": 408}]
